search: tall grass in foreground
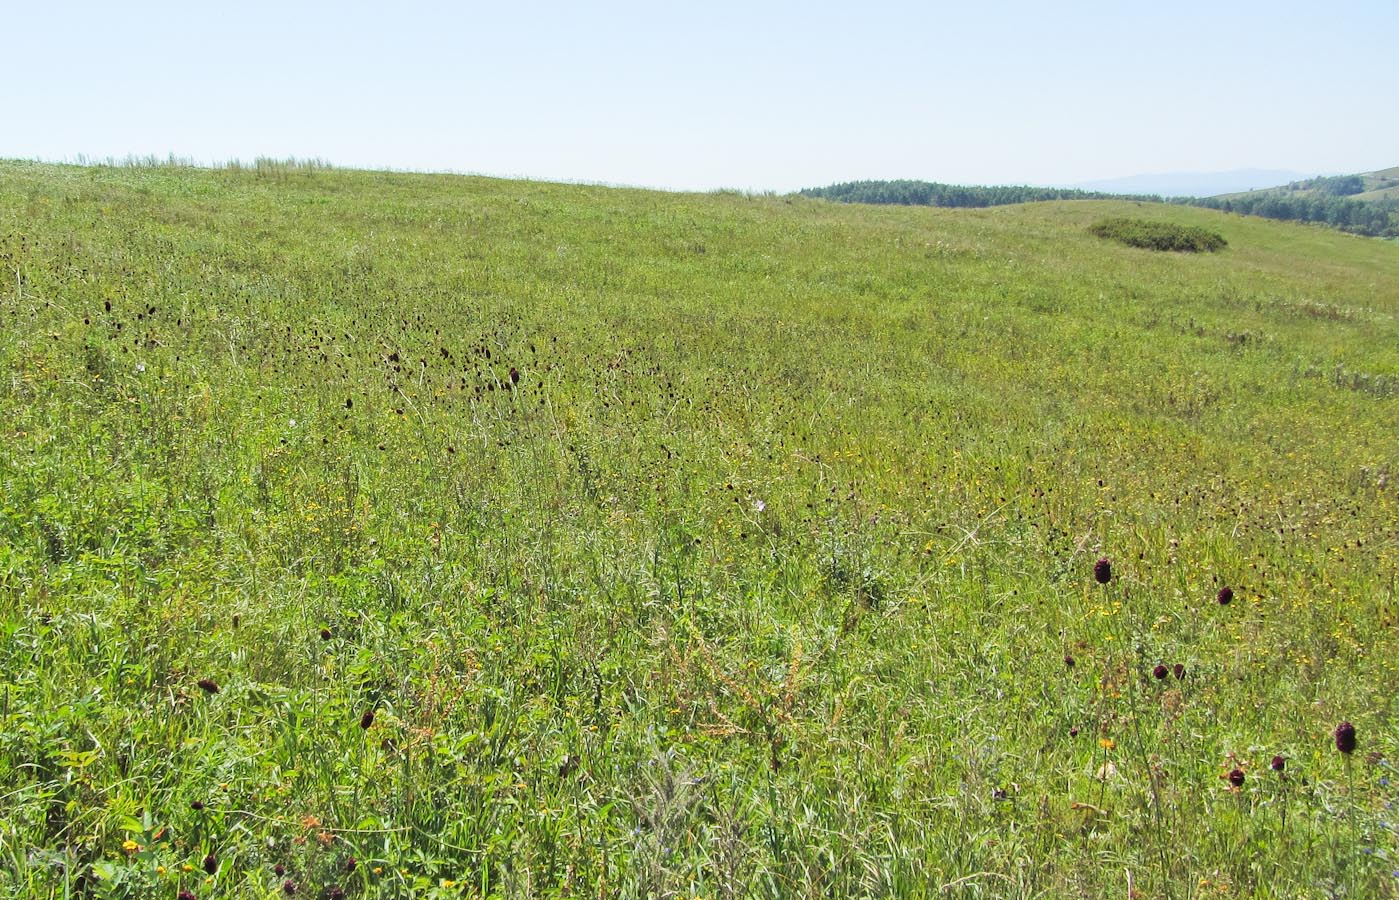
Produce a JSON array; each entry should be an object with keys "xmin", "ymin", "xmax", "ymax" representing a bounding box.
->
[{"xmin": 0, "ymin": 161, "xmax": 1397, "ymax": 898}]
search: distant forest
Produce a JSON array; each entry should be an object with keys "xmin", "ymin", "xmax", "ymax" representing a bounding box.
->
[
  {"xmin": 800, "ymin": 179, "xmax": 1399, "ymax": 238},
  {"xmin": 1187, "ymin": 193, "xmax": 1397, "ymax": 237},
  {"xmin": 798, "ymin": 180, "xmax": 1161, "ymax": 207}
]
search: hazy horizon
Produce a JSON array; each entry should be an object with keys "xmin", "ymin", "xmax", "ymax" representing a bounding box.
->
[
  {"xmin": 3, "ymin": 0, "xmax": 1396, "ymax": 193},
  {"xmin": 7, "ymin": 156, "xmax": 1357, "ymax": 200}
]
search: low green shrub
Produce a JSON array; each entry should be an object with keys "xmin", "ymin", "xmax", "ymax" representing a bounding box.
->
[{"xmin": 1090, "ymin": 217, "xmax": 1227, "ymax": 252}]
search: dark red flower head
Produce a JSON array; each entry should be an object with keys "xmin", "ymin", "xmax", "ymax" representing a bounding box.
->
[
  {"xmin": 179, "ymin": 891, "xmax": 197, "ymax": 900},
  {"xmin": 1094, "ymin": 558, "xmax": 1112, "ymax": 585},
  {"xmin": 360, "ymin": 709, "xmax": 375, "ymax": 730},
  {"xmin": 1152, "ymin": 664, "xmax": 1168, "ymax": 680},
  {"xmin": 319, "ymin": 628, "xmax": 332, "ymax": 641},
  {"xmin": 1335, "ymin": 721, "xmax": 1357, "ymax": 754},
  {"xmin": 1172, "ymin": 663, "xmax": 1185, "ymax": 680},
  {"xmin": 190, "ymin": 800, "xmax": 205, "ymax": 811},
  {"xmin": 1063, "ymin": 655, "xmax": 1076, "ymax": 668},
  {"xmin": 344, "ymin": 857, "xmax": 357, "ymax": 873},
  {"xmin": 203, "ymin": 853, "xmax": 218, "ymax": 875},
  {"xmin": 197, "ymin": 679, "xmax": 220, "ymax": 695},
  {"xmin": 273, "ymin": 864, "xmax": 286, "ymax": 877},
  {"xmin": 1227, "ymin": 767, "xmax": 1245, "ymax": 788},
  {"xmin": 1271, "ymin": 755, "xmax": 1286, "ymax": 772},
  {"xmin": 327, "ymin": 887, "xmax": 345, "ymax": 900},
  {"xmin": 282, "ymin": 880, "xmax": 297, "ymax": 895},
  {"xmin": 1216, "ymin": 586, "xmax": 1233, "ymax": 605},
  {"xmin": 509, "ymin": 366, "xmax": 520, "ymax": 385}
]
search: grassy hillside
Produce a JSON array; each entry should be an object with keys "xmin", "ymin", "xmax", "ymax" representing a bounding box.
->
[
  {"xmin": 1200, "ymin": 167, "xmax": 1399, "ymax": 236},
  {"xmin": 1220, "ymin": 167, "xmax": 1399, "ymax": 203},
  {"xmin": 1353, "ymin": 167, "xmax": 1399, "ymax": 202},
  {"xmin": 800, "ymin": 170, "xmax": 1399, "ymax": 237},
  {"xmin": 1, "ymin": 160, "xmax": 1398, "ymax": 899}
]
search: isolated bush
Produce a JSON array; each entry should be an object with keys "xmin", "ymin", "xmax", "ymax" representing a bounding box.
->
[{"xmin": 1089, "ymin": 217, "xmax": 1227, "ymax": 252}]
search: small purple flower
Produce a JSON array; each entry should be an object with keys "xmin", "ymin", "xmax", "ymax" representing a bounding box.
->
[
  {"xmin": 1216, "ymin": 586, "xmax": 1233, "ymax": 605},
  {"xmin": 1094, "ymin": 558, "xmax": 1112, "ymax": 585},
  {"xmin": 1335, "ymin": 721, "xmax": 1357, "ymax": 755}
]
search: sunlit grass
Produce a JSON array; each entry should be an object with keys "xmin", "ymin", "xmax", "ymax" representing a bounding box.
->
[{"xmin": 1, "ymin": 160, "xmax": 1397, "ymax": 898}]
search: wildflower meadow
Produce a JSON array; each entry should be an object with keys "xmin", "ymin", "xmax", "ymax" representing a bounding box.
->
[{"xmin": 1, "ymin": 160, "xmax": 1397, "ymax": 898}]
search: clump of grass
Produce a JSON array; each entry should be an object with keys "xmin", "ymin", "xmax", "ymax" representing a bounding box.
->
[{"xmin": 1089, "ymin": 216, "xmax": 1228, "ymax": 252}]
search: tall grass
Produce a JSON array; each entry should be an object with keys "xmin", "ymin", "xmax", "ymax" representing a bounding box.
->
[{"xmin": 0, "ymin": 161, "xmax": 1396, "ymax": 898}]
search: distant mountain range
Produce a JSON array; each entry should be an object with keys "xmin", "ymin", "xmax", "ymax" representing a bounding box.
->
[{"xmin": 1073, "ymin": 169, "xmax": 1315, "ymax": 199}]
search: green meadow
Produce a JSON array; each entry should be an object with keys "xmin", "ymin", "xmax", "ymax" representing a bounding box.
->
[{"xmin": 1, "ymin": 159, "xmax": 1397, "ymax": 899}]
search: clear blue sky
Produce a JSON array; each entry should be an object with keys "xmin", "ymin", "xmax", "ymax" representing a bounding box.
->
[{"xmin": 4, "ymin": 0, "xmax": 1396, "ymax": 191}]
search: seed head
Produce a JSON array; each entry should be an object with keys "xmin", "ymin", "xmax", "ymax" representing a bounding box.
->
[
  {"xmin": 1093, "ymin": 558, "xmax": 1112, "ymax": 585},
  {"xmin": 1334, "ymin": 721, "xmax": 1357, "ymax": 755}
]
